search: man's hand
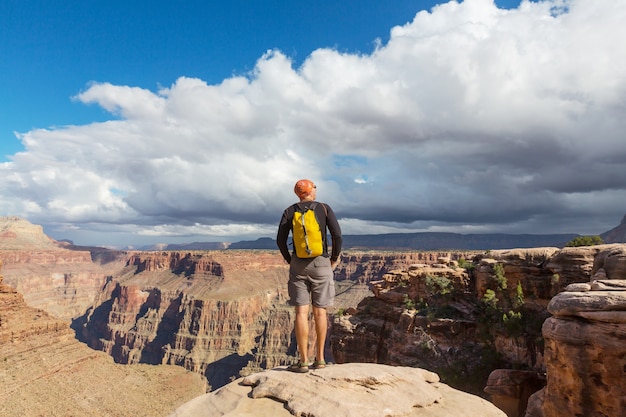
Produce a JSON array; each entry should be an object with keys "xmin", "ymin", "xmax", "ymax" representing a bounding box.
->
[{"xmin": 331, "ymin": 259, "xmax": 339, "ymax": 270}]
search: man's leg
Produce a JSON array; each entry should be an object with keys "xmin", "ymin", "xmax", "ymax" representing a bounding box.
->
[
  {"xmin": 295, "ymin": 304, "xmax": 310, "ymax": 364},
  {"xmin": 312, "ymin": 306, "xmax": 327, "ymax": 362}
]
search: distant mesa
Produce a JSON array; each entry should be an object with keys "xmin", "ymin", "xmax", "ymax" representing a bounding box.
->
[
  {"xmin": 0, "ymin": 216, "xmax": 59, "ymax": 250},
  {"xmin": 169, "ymin": 233, "xmax": 582, "ymax": 252},
  {"xmin": 600, "ymin": 213, "xmax": 626, "ymax": 244}
]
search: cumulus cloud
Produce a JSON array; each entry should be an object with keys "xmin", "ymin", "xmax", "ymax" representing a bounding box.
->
[{"xmin": 1, "ymin": 0, "xmax": 625, "ymax": 245}]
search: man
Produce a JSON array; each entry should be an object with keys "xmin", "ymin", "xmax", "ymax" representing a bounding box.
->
[{"xmin": 276, "ymin": 179, "xmax": 342, "ymax": 373}]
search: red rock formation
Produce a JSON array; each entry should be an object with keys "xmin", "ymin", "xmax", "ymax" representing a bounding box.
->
[
  {"xmin": 0, "ymin": 248, "xmax": 113, "ymax": 320},
  {"xmin": 76, "ymin": 249, "xmax": 475, "ymax": 390},
  {"xmin": 331, "ymin": 260, "xmax": 499, "ymax": 395},
  {"xmin": 128, "ymin": 251, "xmax": 225, "ymax": 276},
  {"xmin": 75, "ymin": 250, "xmax": 291, "ymax": 389}
]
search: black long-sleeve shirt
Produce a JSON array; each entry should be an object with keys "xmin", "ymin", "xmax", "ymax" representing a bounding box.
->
[{"xmin": 276, "ymin": 200, "xmax": 342, "ymax": 264}]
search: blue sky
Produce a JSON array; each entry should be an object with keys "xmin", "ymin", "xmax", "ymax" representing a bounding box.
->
[
  {"xmin": 1, "ymin": 0, "xmax": 625, "ymax": 247},
  {"xmin": 2, "ymin": 1, "xmax": 454, "ymax": 156},
  {"xmin": 2, "ymin": 0, "xmax": 522, "ymax": 160}
]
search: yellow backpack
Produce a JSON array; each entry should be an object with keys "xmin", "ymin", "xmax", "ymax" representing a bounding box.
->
[{"xmin": 292, "ymin": 203, "xmax": 326, "ymax": 258}]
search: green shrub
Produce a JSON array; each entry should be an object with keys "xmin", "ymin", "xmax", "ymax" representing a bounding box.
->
[
  {"xmin": 565, "ymin": 235, "xmax": 604, "ymax": 247},
  {"xmin": 458, "ymin": 257, "xmax": 474, "ymax": 270},
  {"xmin": 425, "ymin": 274, "xmax": 452, "ymax": 295},
  {"xmin": 481, "ymin": 289, "xmax": 498, "ymax": 309},
  {"xmin": 492, "ymin": 263, "xmax": 507, "ymax": 290}
]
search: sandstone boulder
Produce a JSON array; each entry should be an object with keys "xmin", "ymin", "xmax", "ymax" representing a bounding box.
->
[
  {"xmin": 547, "ymin": 290, "xmax": 626, "ymax": 317},
  {"xmin": 169, "ymin": 363, "xmax": 507, "ymax": 417}
]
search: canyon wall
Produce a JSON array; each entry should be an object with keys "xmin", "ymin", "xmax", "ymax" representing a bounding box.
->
[{"xmin": 2, "ymin": 216, "xmax": 477, "ymax": 391}]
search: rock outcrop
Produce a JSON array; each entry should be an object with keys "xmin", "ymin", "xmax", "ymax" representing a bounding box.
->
[
  {"xmin": 525, "ymin": 245, "xmax": 626, "ymax": 417},
  {"xmin": 169, "ymin": 363, "xmax": 507, "ymax": 417},
  {"xmin": 0, "ymin": 259, "xmax": 206, "ymax": 417},
  {"xmin": 336, "ymin": 251, "xmax": 476, "ymax": 283}
]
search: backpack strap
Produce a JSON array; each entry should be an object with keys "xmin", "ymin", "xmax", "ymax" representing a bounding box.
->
[{"xmin": 293, "ymin": 201, "xmax": 320, "ymax": 213}]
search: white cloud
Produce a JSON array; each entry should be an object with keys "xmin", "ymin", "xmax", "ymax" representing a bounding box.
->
[{"xmin": 1, "ymin": 0, "xmax": 625, "ymax": 245}]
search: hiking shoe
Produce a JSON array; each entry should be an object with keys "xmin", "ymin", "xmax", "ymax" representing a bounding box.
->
[
  {"xmin": 310, "ymin": 360, "xmax": 326, "ymax": 369},
  {"xmin": 287, "ymin": 361, "xmax": 309, "ymax": 373}
]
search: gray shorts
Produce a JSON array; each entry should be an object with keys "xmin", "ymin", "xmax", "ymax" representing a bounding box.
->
[{"xmin": 288, "ymin": 256, "xmax": 335, "ymax": 308}]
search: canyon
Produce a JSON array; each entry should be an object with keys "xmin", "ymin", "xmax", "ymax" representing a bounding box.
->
[{"xmin": 2, "ymin": 216, "xmax": 625, "ymax": 416}]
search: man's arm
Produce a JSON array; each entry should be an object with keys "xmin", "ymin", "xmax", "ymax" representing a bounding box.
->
[
  {"xmin": 325, "ymin": 205, "xmax": 342, "ymax": 266},
  {"xmin": 276, "ymin": 208, "xmax": 292, "ymax": 263}
]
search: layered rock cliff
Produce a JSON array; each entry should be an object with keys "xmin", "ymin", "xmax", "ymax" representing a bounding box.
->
[{"xmin": 0, "ymin": 259, "xmax": 206, "ymax": 417}]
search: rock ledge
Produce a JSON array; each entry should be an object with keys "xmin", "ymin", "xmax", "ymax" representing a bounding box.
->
[{"xmin": 169, "ymin": 362, "xmax": 506, "ymax": 417}]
